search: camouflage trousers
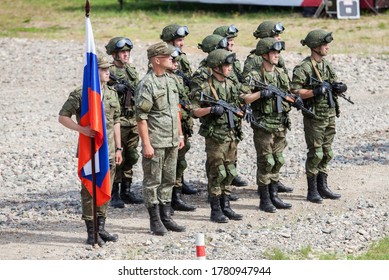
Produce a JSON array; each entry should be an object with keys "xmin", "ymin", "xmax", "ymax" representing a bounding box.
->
[
  {"xmin": 175, "ymin": 136, "xmax": 191, "ymax": 186},
  {"xmin": 205, "ymin": 137, "xmax": 237, "ymax": 197},
  {"xmin": 81, "ymin": 164, "xmax": 116, "ymax": 221},
  {"xmin": 142, "ymin": 146, "xmax": 178, "ymax": 208},
  {"xmin": 114, "ymin": 125, "xmax": 139, "ymax": 183},
  {"xmin": 253, "ymin": 127, "xmax": 287, "ymax": 186},
  {"xmin": 303, "ymin": 115, "xmax": 336, "ymax": 177}
]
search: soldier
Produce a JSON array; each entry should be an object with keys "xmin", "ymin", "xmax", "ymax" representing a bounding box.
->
[
  {"xmin": 58, "ymin": 55, "xmax": 122, "ymax": 246},
  {"xmin": 240, "ymin": 38, "xmax": 293, "ymax": 213},
  {"xmin": 105, "ymin": 37, "xmax": 143, "ymax": 208},
  {"xmin": 191, "ymin": 49, "xmax": 243, "ymax": 223},
  {"xmin": 242, "ymin": 21, "xmax": 290, "ymax": 86},
  {"xmin": 160, "ymin": 24, "xmax": 197, "ymax": 195},
  {"xmin": 291, "ymin": 29, "xmax": 344, "ymax": 203},
  {"xmin": 135, "ymin": 42, "xmax": 186, "ymax": 236},
  {"xmin": 168, "ymin": 47, "xmax": 197, "ymax": 213},
  {"xmin": 242, "ymin": 21, "xmax": 293, "ymax": 194},
  {"xmin": 213, "ymin": 24, "xmax": 243, "ymax": 84},
  {"xmin": 190, "ymin": 34, "xmax": 228, "ymax": 90}
]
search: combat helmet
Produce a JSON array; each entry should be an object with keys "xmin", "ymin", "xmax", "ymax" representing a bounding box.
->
[
  {"xmin": 213, "ymin": 25, "xmax": 239, "ymax": 39},
  {"xmin": 105, "ymin": 37, "xmax": 133, "ymax": 55},
  {"xmin": 206, "ymin": 49, "xmax": 235, "ymax": 68},
  {"xmin": 255, "ymin": 37, "xmax": 285, "ymax": 56},
  {"xmin": 160, "ymin": 24, "xmax": 189, "ymax": 42},
  {"xmin": 198, "ymin": 34, "xmax": 228, "ymax": 53},
  {"xmin": 301, "ymin": 29, "xmax": 333, "ymax": 49},
  {"xmin": 253, "ymin": 21, "xmax": 285, "ymax": 39}
]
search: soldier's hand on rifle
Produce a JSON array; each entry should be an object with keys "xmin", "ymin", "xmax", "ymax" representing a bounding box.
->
[
  {"xmin": 114, "ymin": 83, "xmax": 128, "ymax": 95},
  {"xmin": 313, "ymin": 83, "xmax": 330, "ymax": 97},
  {"xmin": 294, "ymin": 95, "xmax": 304, "ymax": 108},
  {"xmin": 210, "ymin": 105, "xmax": 225, "ymax": 117},
  {"xmin": 332, "ymin": 82, "xmax": 348, "ymax": 94},
  {"xmin": 260, "ymin": 88, "xmax": 273, "ymax": 99}
]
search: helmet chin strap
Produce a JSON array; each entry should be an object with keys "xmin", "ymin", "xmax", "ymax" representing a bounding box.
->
[
  {"xmin": 312, "ymin": 47, "xmax": 324, "ymax": 57},
  {"xmin": 212, "ymin": 67, "xmax": 227, "ymax": 79},
  {"xmin": 263, "ymin": 55, "xmax": 276, "ymax": 66},
  {"xmin": 113, "ymin": 53, "xmax": 126, "ymax": 67}
]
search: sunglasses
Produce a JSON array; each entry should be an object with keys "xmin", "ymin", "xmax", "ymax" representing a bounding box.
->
[
  {"xmin": 115, "ymin": 38, "xmax": 133, "ymax": 49},
  {"xmin": 175, "ymin": 26, "xmax": 189, "ymax": 37}
]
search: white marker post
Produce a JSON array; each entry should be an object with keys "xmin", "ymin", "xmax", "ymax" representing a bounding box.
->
[{"xmin": 195, "ymin": 233, "xmax": 206, "ymax": 260}]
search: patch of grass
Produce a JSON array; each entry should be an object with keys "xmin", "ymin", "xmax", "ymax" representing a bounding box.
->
[
  {"xmin": 349, "ymin": 237, "xmax": 389, "ymax": 260},
  {"xmin": 0, "ymin": 0, "xmax": 388, "ymax": 55},
  {"xmin": 264, "ymin": 248, "xmax": 291, "ymax": 260}
]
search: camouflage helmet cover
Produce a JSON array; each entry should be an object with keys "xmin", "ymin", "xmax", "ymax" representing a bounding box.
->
[
  {"xmin": 213, "ymin": 25, "xmax": 239, "ymax": 39},
  {"xmin": 198, "ymin": 34, "xmax": 227, "ymax": 53},
  {"xmin": 255, "ymin": 37, "xmax": 285, "ymax": 56},
  {"xmin": 206, "ymin": 49, "xmax": 235, "ymax": 68},
  {"xmin": 253, "ymin": 21, "xmax": 285, "ymax": 39},
  {"xmin": 160, "ymin": 24, "xmax": 189, "ymax": 42},
  {"xmin": 105, "ymin": 37, "xmax": 133, "ymax": 55},
  {"xmin": 301, "ymin": 29, "xmax": 333, "ymax": 49}
]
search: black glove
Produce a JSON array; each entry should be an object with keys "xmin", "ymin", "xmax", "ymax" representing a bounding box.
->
[
  {"xmin": 332, "ymin": 82, "xmax": 347, "ymax": 94},
  {"xmin": 294, "ymin": 95, "xmax": 304, "ymax": 108},
  {"xmin": 114, "ymin": 83, "xmax": 128, "ymax": 96},
  {"xmin": 260, "ymin": 88, "xmax": 273, "ymax": 99},
  {"xmin": 312, "ymin": 83, "xmax": 330, "ymax": 97},
  {"xmin": 210, "ymin": 105, "xmax": 225, "ymax": 117}
]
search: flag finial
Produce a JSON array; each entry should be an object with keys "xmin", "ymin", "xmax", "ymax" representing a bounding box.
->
[{"xmin": 85, "ymin": 0, "xmax": 90, "ymax": 17}]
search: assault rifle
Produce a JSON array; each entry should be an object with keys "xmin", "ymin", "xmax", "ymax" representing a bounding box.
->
[
  {"xmin": 249, "ymin": 77, "xmax": 316, "ymax": 118},
  {"xmin": 109, "ymin": 73, "xmax": 136, "ymax": 113},
  {"xmin": 200, "ymin": 92, "xmax": 265, "ymax": 130},
  {"xmin": 310, "ymin": 77, "xmax": 354, "ymax": 105}
]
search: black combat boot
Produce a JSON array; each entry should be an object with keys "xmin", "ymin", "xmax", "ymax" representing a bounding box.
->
[
  {"xmin": 307, "ymin": 175, "xmax": 323, "ymax": 203},
  {"xmin": 85, "ymin": 220, "xmax": 105, "ymax": 247},
  {"xmin": 209, "ymin": 196, "xmax": 229, "ymax": 223},
  {"xmin": 231, "ymin": 175, "xmax": 248, "ymax": 187},
  {"xmin": 258, "ymin": 185, "xmax": 276, "ymax": 213},
  {"xmin": 269, "ymin": 182, "xmax": 292, "ymax": 209},
  {"xmin": 110, "ymin": 182, "xmax": 125, "ymax": 208},
  {"xmin": 97, "ymin": 216, "xmax": 118, "ymax": 242},
  {"xmin": 228, "ymin": 193, "xmax": 240, "ymax": 201},
  {"xmin": 220, "ymin": 195, "xmax": 243, "ymax": 220},
  {"xmin": 120, "ymin": 180, "xmax": 144, "ymax": 204},
  {"xmin": 317, "ymin": 172, "xmax": 341, "ymax": 199},
  {"xmin": 181, "ymin": 176, "xmax": 198, "ymax": 195},
  {"xmin": 273, "ymin": 181, "xmax": 294, "ymax": 193},
  {"xmin": 147, "ymin": 204, "xmax": 168, "ymax": 236},
  {"xmin": 159, "ymin": 203, "xmax": 186, "ymax": 232},
  {"xmin": 171, "ymin": 187, "xmax": 196, "ymax": 211}
]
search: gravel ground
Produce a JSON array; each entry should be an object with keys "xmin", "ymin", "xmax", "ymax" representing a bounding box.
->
[{"xmin": 0, "ymin": 37, "xmax": 388, "ymax": 260}]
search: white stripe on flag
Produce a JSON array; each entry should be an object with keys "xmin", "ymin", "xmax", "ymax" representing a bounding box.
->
[{"xmin": 83, "ymin": 152, "xmax": 100, "ymax": 176}]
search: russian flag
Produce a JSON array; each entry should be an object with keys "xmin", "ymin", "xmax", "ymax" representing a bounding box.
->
[{"xmin": 77, "ymin": 16, "xmax": 111, "ymax": 206}]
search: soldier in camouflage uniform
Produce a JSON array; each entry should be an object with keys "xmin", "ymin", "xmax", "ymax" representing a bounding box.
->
[
  {"xmin": 105, "ymin": 37, "xmax": 143, "ymax": 208},
  {"xmin": 242, "ymin": 22, "xmax": 290, "ymax": 89},
  {"xmin": 58, "ymin": 55, "xmax": 122, "ymax": 246},
  {"xmin": 160, "ymin": 24, "xmax": 197, "ymax": 195},
  {"xmin": 190, "ymin": 34, "xmax": 228, "ymax": 90},
  {"xmin": 213, "ymin": 24, "xmax": 243, "ymax": 85},
  {"xmin": 240, "ymin": 38, "xmax": 293, "ymax": 213},
  {"xmin": 135, "ymin": 42, "xmax": 186, "ymax": 236},
  {"xmin": 167, "ymin": 47, "xmax": 197, "ymax": 213},
  {"xmin": 191, "ymin": 49, "xmax": 243, "ymax": 223},
  {"xmin": 291, "ymin": 29, "xmax": 345, "ymax": 203},
  {"xmin": 213, "ymin": 25, "xmax": 248, "ymax": 188},
  {"xmin": 242, "ymin": 21, "xmax": 293, "ymax": 194}
]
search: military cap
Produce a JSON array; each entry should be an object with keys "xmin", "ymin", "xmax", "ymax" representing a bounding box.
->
[
  {"xmin": 97, "ymin": 55, "xmax": 113, "ymax": 68},
  {"xmin": 147, "ymin": 42, "xmax": 176, "ymax": 59}
]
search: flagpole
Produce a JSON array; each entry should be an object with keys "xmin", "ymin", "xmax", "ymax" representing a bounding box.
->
[{"xmin": 85, "ymin": 0, "xmax": 98, "ymax": 248}]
